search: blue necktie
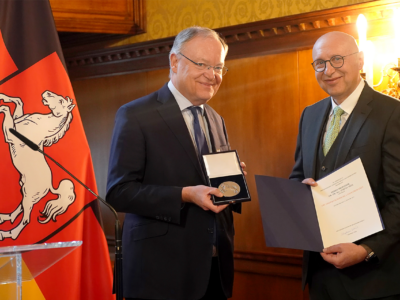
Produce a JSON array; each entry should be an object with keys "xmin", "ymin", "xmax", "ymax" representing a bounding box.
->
[
  {"xmin": 188, "ymin": 106, "xmax": 209, "ymax": 159},
  {"xmin": 188, "ymin": 106, "xmax": 216, "ymax": 250}
]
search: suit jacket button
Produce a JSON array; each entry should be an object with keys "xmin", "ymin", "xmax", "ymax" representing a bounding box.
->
[
  {"xmin": 168, "ymin": 217, "xmax": 171, "ymax": 222},
  {"xmin": 156, "ymin": 216, "xmax": 160, "ymax": 220},
  {"xmin": 164, "ymin": 217, "xmax": 168, "ymax": 221},
  {"xmin": 321, "ymin": 166, "xmax": 326, "ymax": 171}
]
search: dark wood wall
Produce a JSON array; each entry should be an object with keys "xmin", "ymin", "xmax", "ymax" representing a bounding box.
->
[{"xmin": 71, "ymin": 48, "xmax": 328, "ymax": 300}]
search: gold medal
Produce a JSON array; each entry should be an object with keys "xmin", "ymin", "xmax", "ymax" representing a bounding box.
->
[{"xmin": 218, "ymin": 181, "xmax": 240, "ymax": 197}]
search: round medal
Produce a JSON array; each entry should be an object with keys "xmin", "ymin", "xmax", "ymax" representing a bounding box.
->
[{"xmin": 218, "ymin": 181, "xmax": 240, "ymax": 197}]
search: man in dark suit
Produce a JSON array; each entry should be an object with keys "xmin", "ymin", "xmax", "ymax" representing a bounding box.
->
[
  {"xmin": 106, "ymin": 26, "xmax": 243, "ymax": 300},
  {"xmin": 290, "ymin": 31, "xmax": 400, "ymax": 300}
]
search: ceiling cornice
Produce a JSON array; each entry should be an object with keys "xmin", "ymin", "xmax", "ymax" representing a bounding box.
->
[{"xmin": 66, "ymin": 0, "xmax": 400, "ymax": 80}]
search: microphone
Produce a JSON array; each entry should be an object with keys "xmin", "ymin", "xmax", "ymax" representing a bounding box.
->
[
  {"xmin": 9, "ymin": 128, "xmax": 39, "ymax": 151},
  {"xmin": 9, "ymin": 128, "xmax": 123, "ymax": 300}
]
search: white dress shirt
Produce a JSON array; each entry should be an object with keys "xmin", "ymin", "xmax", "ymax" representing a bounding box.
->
[
  {"xmin": 168, "ymin": 81, "xmax": 218, "ymax": 256},
  {"xmin": 168, "ymin": 81, "xmax": 212, "ymax": 153}
]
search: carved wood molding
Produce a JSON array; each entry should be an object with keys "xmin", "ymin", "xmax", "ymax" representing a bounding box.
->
[
  {"xmin": 66, "ymin": 0, "xmax": 399, "ymax": 80},
  {"xmin": 67, "ymin": 36, "xmax": 173, "ymax": 80},
  {"xmin": 234, "ymin": 250, "xmax": 302, "ymax": 265},
  {"xmin": 233, "ymin": 250, "xmax": 303, "ymax": 279},
  {"xmin": 220, "ymin": 0, "xmax": 398, "ymax": 59}
]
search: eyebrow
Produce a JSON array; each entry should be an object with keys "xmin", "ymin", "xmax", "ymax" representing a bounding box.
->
[
  {"xmin": 199, "ymin": 59, "xmax": 225, "ymax": 66},
  {"xmin": 189, "ymin": 55, "xmax": 224, "ymax": 65},
  {"xmin": 315, "ymin": 53, "xmax": 345, "ymax": 59}
]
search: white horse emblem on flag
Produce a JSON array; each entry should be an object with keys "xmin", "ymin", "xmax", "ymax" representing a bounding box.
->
[{"xmin": 0, "ymin": 91, "xmax": 76, "ymax": 240}]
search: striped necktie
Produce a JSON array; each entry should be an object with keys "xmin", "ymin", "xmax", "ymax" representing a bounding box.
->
[
  {"xmin": 323, "ymin": 106, "xmax": 345, "ymax": 156},
  {"xmin": 188, "ymin": 106, "xmax": 209, "ymax": 159},
  {"xmin": 188, "ymin": 106, "xmax": 216, "ymax": 252}
]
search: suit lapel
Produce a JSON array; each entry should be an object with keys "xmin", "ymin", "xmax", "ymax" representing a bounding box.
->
[
  {"xmin": 335, "ymin": 84, "xmax": 373, "ymax": 168},
  {"xmin": 304, "ymin": 98, "xmax": 331, "ymax": 179},
  {"xmin": 156, "ymin": 84, "xmax": 207, "ymax": 183}
]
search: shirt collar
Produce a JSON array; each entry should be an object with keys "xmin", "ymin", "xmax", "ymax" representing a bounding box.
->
[
  {"xmin": 168, "ymin": 81, "xmax": 204, "ymax": 114},
  {"xmin": 330, "ymin": 80, "xmax": 365, "ymax": 115}
]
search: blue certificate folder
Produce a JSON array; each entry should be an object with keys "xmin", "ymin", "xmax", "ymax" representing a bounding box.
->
[{"xmin": 255, "ymin": 175, "xmax": 324, "ymax": 252}]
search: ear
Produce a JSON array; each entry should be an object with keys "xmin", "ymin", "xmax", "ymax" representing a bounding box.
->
[
  {"xmin": 358, "ymin": 51, "xmax": 365, "ymax": 71},
  {"xmin": 170, "ymin": 53, "xmax": 179, "ymax": 74},
  {"xmin": 67, "ymin": 104, "xmax": 75, "ymax": 112}
]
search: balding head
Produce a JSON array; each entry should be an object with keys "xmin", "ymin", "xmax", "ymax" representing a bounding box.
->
[
  {"xmin": 312, "ymin": 32, "xmax": 359, "ymax": 60},
  {"xmin": 312, "ymin": 31, "xmax": 364, "ymax": 104}
]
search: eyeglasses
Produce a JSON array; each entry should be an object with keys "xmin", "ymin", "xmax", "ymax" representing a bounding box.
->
[
  {"xmin": 311, "ymin": 52, "xmax": 359, "ymax": 72},
  {"xmin": 179, "ymin": 52, "xmax": 228, "ymax": 76}
]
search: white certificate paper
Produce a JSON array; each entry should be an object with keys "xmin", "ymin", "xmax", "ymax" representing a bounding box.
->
[{"xmin": 311, "ymin": 158, "xmax": 384, "ymax": 248}]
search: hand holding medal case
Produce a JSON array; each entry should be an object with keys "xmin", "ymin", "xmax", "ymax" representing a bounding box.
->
[{"xmin": 203, "ymin": 150, "xmax": 251, "ymax": 205}]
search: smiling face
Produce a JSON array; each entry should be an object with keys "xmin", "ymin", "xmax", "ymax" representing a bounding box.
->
[
  {"xmin": 312, "ymin": 32, "xmax": 364, "ymax": 104},
  {"xmin": 170, "ymin": 36, "xmax": 226, "ymax": 106}
]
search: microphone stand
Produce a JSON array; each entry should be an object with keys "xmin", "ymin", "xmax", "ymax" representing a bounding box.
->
[{"xmin": 9, "ymin": 128, "xmax": 123, "ymax": 300}]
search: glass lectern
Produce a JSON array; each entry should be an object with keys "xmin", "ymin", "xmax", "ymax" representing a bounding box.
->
[{"xmin": 0, "ymin": 241, "xmax": 82, "ymax": 300}]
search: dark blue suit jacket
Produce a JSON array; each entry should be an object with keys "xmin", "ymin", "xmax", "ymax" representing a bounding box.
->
[
  {"xmin": 106, "ymin": 84, "xmax": 240, "ymax": 299},
  {"xmin": 290, "ymin": 83, "xmax": 400, "ymax": 299}
]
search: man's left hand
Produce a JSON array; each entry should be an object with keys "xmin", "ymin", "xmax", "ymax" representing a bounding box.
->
[{"xmin": 321, "ymin": 243, "xmax": 367, "ymax": 269}]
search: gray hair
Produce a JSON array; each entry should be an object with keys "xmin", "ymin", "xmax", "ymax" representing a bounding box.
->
[{"xmin": 169, "ymin": 26, "xmax": 228, "ymax": 78}]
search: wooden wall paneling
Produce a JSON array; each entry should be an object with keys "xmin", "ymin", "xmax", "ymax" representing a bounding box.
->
[
  {"xmin": 50, "ymin": 0, "xmax": 146, "ymax": 34},
  {"xmin": 232, "ymin": 273, "xmax": 303, "ymax": 300},
  {"xmin": 72, "ymin": 53, "xmax": 307, "ymax": 298},
  {"xmin": 72, "ymin": 51, "xmax": 312, "ymax": 299},
  {"xmin": 210, "ymin": 52, "xmax": 307, "ymax": 299},
  {"xmin": 71, "ymin": 69, "xmax": 169, "ymax": 253},
  {"xmin": 211, "ymin": 53, "xmax": 301, "ymax": 255},
  {"xmin": 144, "ymin": 69, "xmax": 170, "ymax": 93},
  {"xmin": 232, "ymin": 251, "xmax": 305, "ymax": 299}
]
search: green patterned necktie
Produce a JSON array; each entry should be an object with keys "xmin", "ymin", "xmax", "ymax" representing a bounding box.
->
[{"xmin": 323, "ymin": 106, "xmax": 345, "ymax": 156}]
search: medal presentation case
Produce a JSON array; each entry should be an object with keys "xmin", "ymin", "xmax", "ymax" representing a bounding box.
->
[{"xmin": 203, "ymin": 150, "xmax": 251, "ymax": 205}]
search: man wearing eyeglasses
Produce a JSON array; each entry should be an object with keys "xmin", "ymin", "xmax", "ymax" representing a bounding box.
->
[
  {"xmin": 106, "ymin": 26, "xmax": 242, "ymax": 300},
  {"xmin": 290, "ymin": 31, "xmax": 400, "ymax": 300}
]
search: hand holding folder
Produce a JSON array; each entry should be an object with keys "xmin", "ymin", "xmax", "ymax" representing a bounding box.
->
[{"xmin": 256, "ymin": 158, "xmax": 384, "ymax": 252}]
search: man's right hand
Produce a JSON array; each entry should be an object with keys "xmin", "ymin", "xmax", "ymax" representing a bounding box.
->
[
  {"xmin": 302, "ymin": 178, "xmax": 318, "ymax": 187},
  {"xmin": 182, "ymin": 185, "xmax": 228, "ymax": 213}
]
